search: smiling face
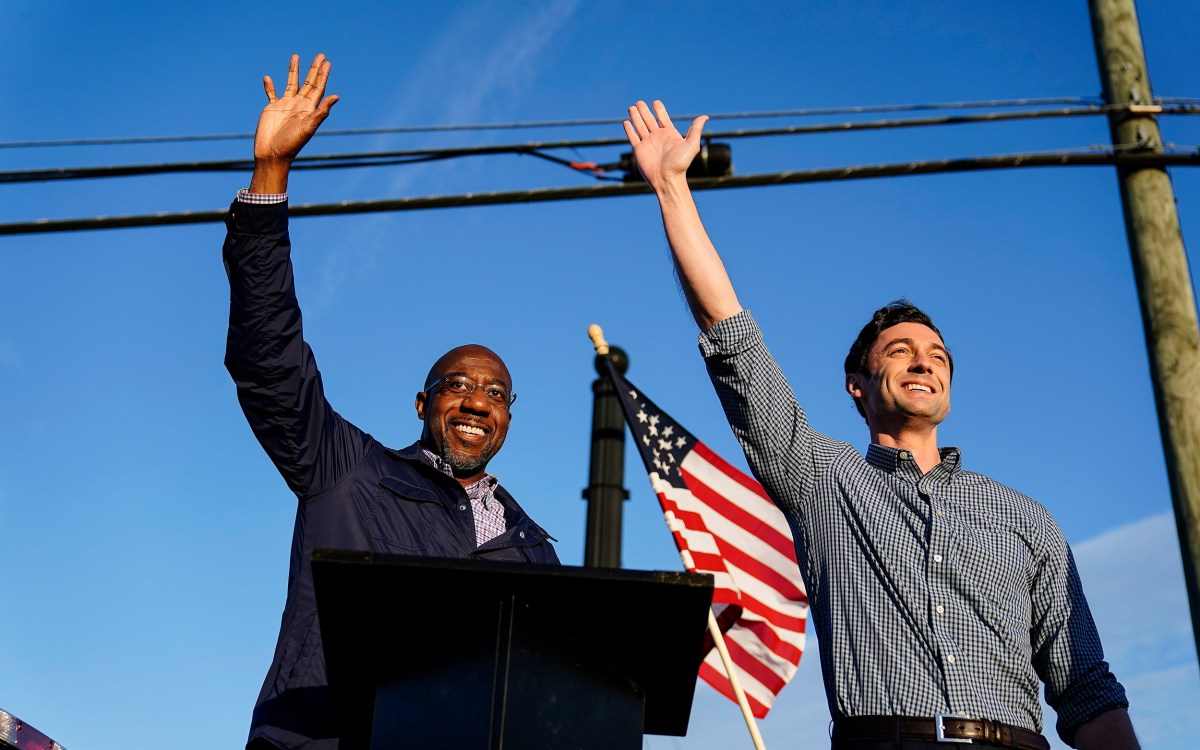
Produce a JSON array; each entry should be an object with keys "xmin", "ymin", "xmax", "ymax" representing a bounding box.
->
[
  {"xmin": 415, "ymin": 344, "xmax": 513, "ymax": 486},
  {"xmin": 845, "ymin": 322, "xmax": 951, "ymax": 434}
]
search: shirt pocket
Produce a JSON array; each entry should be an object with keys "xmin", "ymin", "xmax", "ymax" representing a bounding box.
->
[
  {"xmin": 952, "ymin": 516, "xmax": 1035, "ymax": 651},
  {"xmin": 371, "ymin": 476, "xmax": 446, "ymax": 553}
]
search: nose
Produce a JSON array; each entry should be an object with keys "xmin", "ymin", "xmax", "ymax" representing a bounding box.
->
[
  {"xmin": 909, "ymin": 353, "xmax": 936, "ymax": 373},
  {"xmin": 458, "ymin": 385, "xmax": 494, "ymax": 413}
]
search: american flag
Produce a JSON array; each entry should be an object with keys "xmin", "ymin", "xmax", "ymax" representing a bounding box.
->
[{"xmin": 601, "ymin": 357, "xmax": 809, "ymax": 718}]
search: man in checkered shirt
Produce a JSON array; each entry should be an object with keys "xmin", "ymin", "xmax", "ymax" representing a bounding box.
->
[{"xmin": 623, "ymin": 100, "xmax": 1140, "ymax": 750}]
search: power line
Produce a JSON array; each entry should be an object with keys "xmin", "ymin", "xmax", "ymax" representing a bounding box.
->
[
  {"xmin": 12, "ymin": 103, "xmax": 1190, "ymax": 186},
  {"xmin": 0, "ymin": 96, "xmax": 1115, "ymax": 150},
  {"xmin": 3, "ymin": 149, "xmax": 1196, "ymax": 236}
]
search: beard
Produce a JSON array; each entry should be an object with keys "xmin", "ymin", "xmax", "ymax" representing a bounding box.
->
[{"xmin": 433, "ymin": 423, "xmax": 500, "ymax": 475}]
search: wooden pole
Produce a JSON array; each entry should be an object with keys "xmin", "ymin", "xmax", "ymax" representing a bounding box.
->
[
  {"xmin": 706, "ymin": 610, "xmax": 769, "ymax": 750},
  {"xmin": 1089, "ymin": 0, "xmax": 1200, "ymax": 665}
]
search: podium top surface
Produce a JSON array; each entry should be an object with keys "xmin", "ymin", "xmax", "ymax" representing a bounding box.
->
[{"xmin": 312, "ymin": 549, "xmax": 715, "ymax": 736}]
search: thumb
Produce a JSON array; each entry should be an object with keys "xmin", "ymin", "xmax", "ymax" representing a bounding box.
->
[
  {"xmin": 307, "ymin": 95, "xmax": 340, "ymax": 130},
  {"xmin": 684, "ymin": 115, "xmax": 709, "ymax": 146}
]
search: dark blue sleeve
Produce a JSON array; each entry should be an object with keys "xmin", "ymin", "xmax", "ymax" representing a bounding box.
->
[{"xmin": 223, "ymin": 200, "xmax": 371, "ymax": 500}]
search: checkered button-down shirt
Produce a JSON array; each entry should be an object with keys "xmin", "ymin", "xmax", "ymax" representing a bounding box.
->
[
  {"xmin": 698, "ymin": 310, "xmax": 1127, "ymax": 744},
  {"xmin": 421, "ymin": 449, "xmax": 506, "ymax": 546}
]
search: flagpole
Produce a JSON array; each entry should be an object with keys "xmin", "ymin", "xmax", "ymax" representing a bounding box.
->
[
  {"xmin": 706, "ymin": 604, "xmax": 769, "ymax": 750},
  {"xmin": 590, "ymin": 324, "xmax": 769, "ymax": 750}
]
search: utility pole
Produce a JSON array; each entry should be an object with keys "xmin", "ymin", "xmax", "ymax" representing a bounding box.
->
[
  {"xmin": 582, "ymin": 343, "xmax": 630, "ymax": 568},
  {"xmin": 1089, "ymin": 0, "xmax": 1200, "ymax": 664}
]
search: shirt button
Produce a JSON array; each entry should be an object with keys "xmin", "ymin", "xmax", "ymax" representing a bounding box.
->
[
  {"xmin": 935, "ymin": 509, "xmax": 944, "ymax": 517},
  {"xmin": 899, "ymin": 451, "xmax": 911, "ymax": 460},
  {"xmin": 936, "ymin": 605, "xmax": 944, "ymax": 614},
  {"xmin": 459, "ymin": 504, "xmax": 467, "ymax": 511},
  {"xmin": 933, "ymin": 554, "xmax": 943, "ymax": 563},
  {"xmin": 947, "ymin": 654, "xmax": 956, "ymax": 664},
  {"xmin": 519, "ymin": 531, "xmax": 526, "ymax": 539}
]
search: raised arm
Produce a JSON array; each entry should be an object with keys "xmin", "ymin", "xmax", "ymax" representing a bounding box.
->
[
  {"xmin": 624, "ymin": 100, "xmax": 742, "ymax": 330},
  {"xmin": 248, "ymin": 53, "xmax": 339, "ymax": 194},
  {"xmin": 225, "ymin": 54, "xmax": 366, "ymax": 500}
]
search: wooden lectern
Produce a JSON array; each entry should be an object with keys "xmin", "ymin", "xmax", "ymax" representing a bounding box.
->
[{"xmin": 312, "ymin": 549, "xmax": 713, "ymax": 750}]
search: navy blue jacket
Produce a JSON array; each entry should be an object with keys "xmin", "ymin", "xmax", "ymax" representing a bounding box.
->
[{"xmin": 223, "ymin": 201, "xmax": 559, "ymax": 750}]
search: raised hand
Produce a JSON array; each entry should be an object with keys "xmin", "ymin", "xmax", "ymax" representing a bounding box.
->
[
  {"xmin": 623, "ymin": 100, "xmax": 708, "ymax": 191},
  {"xmin": 249, "ymin": 54, "xmax": 339, "ymax": 193}
]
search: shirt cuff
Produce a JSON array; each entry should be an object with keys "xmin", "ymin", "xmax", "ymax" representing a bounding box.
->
[
  {"xmin": 236, "ymin": 188, "xmax": 288, "ymax": 205},
  {"xmin": 698, "ymin": 309, "xmax": 761, "ymax": 358}
]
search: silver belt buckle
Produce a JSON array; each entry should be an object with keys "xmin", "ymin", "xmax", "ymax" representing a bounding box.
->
[{"xmin": 935, "ymin": 713, "xmax": 973, "ymax": 744}]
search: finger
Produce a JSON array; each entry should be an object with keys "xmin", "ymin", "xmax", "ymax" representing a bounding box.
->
[
  {"xmin": 635, "ymin": 100, "xmax": 658, "ymax": 132},
  {"xmin": 263, "ymin": 75, "xmax": 278, "ymax": 103},
  {"xmin": 627, "ymin": 105, "xmax": 649, "ymax": 139},
  {"xmin": 683, "ymin": 115, "xmax": 709, "ymax": 145},
  {"xmin": 309, "ymin": 57, "xmax": 332, "ymax": 101},
  {"xmin": 299, "ymin": 53, "xmax": 327, "ymax": 99},
  {"xmin": 284, "ymin": 54, "xmax": 300, "ymax": 95},
  {"xmin": 652, "ymin": 100, "xmax": 674, "ymax": 131},
  {"xmin": 313, "ymin": 94, "xmax": 340, "ymax": 121},
  {"xmin": 622, "ymin": 119, "xmax": 639, "ymax": 146}
]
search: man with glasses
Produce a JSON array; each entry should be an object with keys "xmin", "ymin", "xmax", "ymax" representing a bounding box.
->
[{"xmin": 224, "ymin": 54, "xmax": 559, "ymax": 750}]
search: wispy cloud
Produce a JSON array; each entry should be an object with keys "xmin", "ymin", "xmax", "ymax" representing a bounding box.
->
[
  {"xmin": 374, "ymin": 0, "xmax": 582, "ymax": 198},
  {"xmin": 308, "ymin": 0, "xmax": 582, "ymax": 309}
]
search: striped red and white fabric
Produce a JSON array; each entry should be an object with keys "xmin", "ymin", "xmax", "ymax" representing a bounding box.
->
[{"xmin": 603, "ymin": 357, "xmax": 809, "ymax": 718}]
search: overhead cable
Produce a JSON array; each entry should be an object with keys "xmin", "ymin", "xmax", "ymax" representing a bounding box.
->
[
  {"xmin": 6, "ymin": 103, "xmax": 1168, "ymax": 186},
  {"xmin": 0, "ymin": 96, "xmax": 1112, "ymax": 150},
  {"xmin": 3, "ymin": 149, "xmax": 1197, "ymax": 236}
]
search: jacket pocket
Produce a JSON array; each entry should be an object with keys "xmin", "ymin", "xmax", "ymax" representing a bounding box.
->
[{"xmin": 370, "ymin": 476, "xmax": 444, "ymax": 553}]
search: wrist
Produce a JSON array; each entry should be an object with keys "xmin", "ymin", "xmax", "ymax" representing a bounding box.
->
[
  {"xmin": 249, "ymin": 158, "xmax": 292, "ymax": 195},
  {"xmin": 653, "ymin": 173, "xmax": 694, "ymax": 206}
]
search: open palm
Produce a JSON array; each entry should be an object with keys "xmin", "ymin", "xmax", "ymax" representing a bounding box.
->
[
  {"xmin": 254, "ymin": 54, "xmax": 339, "ymax": 163},
  {"xmin": 623, "ymin": 100, "xmax": 708, "ymax": 188}
]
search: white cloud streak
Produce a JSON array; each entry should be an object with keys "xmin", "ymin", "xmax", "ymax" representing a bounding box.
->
[{"xmin": 309, "ymin": 0, "xmax": 582, "ymax": 309}]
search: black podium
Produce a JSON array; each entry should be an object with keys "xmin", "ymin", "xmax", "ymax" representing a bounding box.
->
[{"xmin": 312, "ymin": 550, "xmax": 713, "ymax": 750}]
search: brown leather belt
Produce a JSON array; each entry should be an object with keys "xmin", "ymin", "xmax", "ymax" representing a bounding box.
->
[{"xmin": 833, "ymin": 715, "xmax": 1050, "ymax": 750}]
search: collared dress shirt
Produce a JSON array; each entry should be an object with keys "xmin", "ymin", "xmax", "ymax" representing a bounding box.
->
[
  {"xmin": 698, "ymin": 310, "xmax": 1127, "ymax": 745},
  {"xmin": 422, "ymin": 448, "xmax": 507, "ymax": 545}
]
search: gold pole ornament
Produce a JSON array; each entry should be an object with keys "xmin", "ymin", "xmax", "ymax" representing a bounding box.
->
[{"xmin": 587, "ymin": 324, "xmax": 610, "ymax": 356}]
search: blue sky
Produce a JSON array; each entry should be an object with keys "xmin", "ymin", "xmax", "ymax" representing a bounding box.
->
[{"xmin": 2, "ymin": 2, "xmax": 1199, "ymax": 749}]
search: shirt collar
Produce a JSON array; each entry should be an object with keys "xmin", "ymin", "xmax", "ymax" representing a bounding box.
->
[
  {"xmin": 865, "ymin": 443, "xmax": 963, "ymax": 482},
  {"xmin": 420, "ymin": 447, "xmax": 497, "ymax": 495}
]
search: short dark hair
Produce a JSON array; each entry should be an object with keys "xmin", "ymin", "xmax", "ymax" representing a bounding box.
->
[{"xmin": 843, "ymin": 300, "xmax": 953, "ymax": 420}]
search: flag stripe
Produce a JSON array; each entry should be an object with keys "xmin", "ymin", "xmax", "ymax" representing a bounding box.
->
[
  {"xmin": 698, "ymin": 661, "xmax": 772, "ymax": 720},
  {"xmin": 693, "ymin": 442, "xmax": 778, "ymax": 509},
  {"xmin": 724, "ymin": 633, "xmax": 790, "ymax": 694},
  {"xmin": 740, "ymin": 618, "xmax": 805, "ymax": 664},
  {"xmin": 660, "ymin": 478, "xmax": 801, "ymax": 594},
  {"xmin": 682, "ymin": 460, "xmax": 795, "ymax": 559}
]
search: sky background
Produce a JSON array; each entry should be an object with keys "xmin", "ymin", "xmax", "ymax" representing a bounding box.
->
[{"xmin": 2, "ymin": 1, "xmax": 1199, "ymax": 749}]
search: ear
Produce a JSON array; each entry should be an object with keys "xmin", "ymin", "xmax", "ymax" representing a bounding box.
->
[
  {"xmin": 415, "ymin": 392, "xmax": 428, "ymax": 420},
  {"xmin": 845, "ymin": 374, "xmax": 863, "ymax": 399}
]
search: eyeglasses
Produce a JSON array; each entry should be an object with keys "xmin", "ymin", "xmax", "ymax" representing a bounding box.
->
[{"xmin": 426, "ymin": 376, "xmax": 517, "ymax": 406}]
